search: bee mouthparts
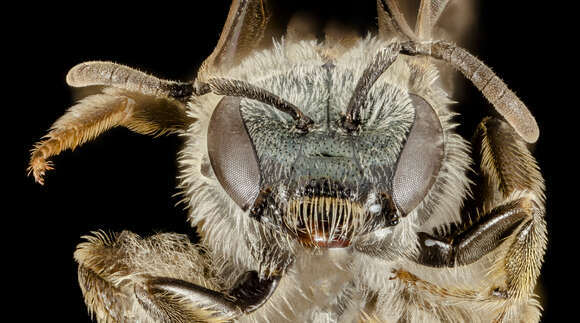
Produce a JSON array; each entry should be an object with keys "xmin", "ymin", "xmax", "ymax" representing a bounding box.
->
[{"xmin": 284, "ymin": 196, "xmax": 365, "ymax": 248}]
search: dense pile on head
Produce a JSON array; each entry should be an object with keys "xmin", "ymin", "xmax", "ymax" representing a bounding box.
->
[{"xmin": 180, "ymin": 37, "xmax": 471, "ymax": 254}]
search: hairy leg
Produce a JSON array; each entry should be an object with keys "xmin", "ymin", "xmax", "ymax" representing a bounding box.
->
[
  {"xmin": 400, "ymin": 117, "xmax": 546, "ymax": 322},
  {"xmin": 75, "ymin": 231, "xmax": 279, "ymax": 322}
]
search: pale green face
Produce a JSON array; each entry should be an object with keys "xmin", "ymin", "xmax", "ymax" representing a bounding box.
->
[
  {"xmin": 242, "ymin": 63, "xmax": 414, "ymax": 190},
  {"xmin": 208, "ymin": 54, "xmax": 444, "ymax": 248}
]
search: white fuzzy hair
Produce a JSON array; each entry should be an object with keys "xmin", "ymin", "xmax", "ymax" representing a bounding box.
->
[{"xmin": 175, "ymin": 36, "xmax": 533, "ymax": 322}]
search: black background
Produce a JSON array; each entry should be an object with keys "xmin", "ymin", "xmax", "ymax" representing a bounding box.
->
[{"xmin": 11, "ymin": 1, "xmax": 569, "ymax": 321}]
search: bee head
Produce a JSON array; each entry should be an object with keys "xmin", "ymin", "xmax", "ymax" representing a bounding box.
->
[{"xmin": 206, "ymin": 44, "xmax": 443, "ymax": 248}]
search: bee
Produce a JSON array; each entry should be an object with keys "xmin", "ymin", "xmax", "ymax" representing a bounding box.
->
[{"xmin": 29, "ymin": 0, "xmax": 546, "ymax": 322}]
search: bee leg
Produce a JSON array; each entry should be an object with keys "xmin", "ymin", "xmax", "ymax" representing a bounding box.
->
[
  {"xmin": 416, "ymin": 198, "xmax": 532, "ymax": 267},
  {"xmin": 29, "ymin": 62, "xmax": 198, "ymax": 185},
  {"xmin": 137, "ymin": 271, "xmax": 280, "ymax": 320},
  {"xmin": 472, "ymin": 117, "xmax": 546, "ymax": 302},
  {"xmin": 75, "ymin": 231, "xmax": 280, "ymax": 322},
  {"xmin": 419, "ymin": 117, "xmax": 546, "ymax": 284},
  {"xmin": 411, "ymin": 117, "xmax": 546, "ymax": 320}
]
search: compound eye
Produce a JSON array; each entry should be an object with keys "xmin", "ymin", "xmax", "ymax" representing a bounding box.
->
[
  {"xmin": 207, "ymin": 96, "xmax": 260, "ymax": 211},
  {"xmin": 392, "ymin": 94, "xmax": 444, "ymax": 215}
]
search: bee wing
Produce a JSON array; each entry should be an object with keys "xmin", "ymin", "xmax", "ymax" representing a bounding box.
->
[
  {"xmin": 429, "ymin": 0, "xmax": 478, "ymax": 99},
  {"xmin": 200, "ymin": 0, "xmax": 270, "ymax": 77},
  {"xmin": 431, "ymin": 0, "xmax": 477, "ymax": 45},
  {"xmin": 378, "ymin": 0, "xmax": 478, "ymax": 103},
  {"xmin": 378, "ymin": 0, "xmax": 477, "ymax": 43}
]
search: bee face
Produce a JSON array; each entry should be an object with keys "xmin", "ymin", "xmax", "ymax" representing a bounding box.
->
[
  {"xmin": 207, "ymin": 46, "xmax": 444, "ymax": 248},
  {"xmin": 30, "ymin": 1, "xmax": 546, "ymax": 321}
]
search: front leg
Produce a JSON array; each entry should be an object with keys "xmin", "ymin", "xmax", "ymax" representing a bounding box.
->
[
  {"xmin": 75, "ymin": 231, "xmax": 280, "ymax": 322},
  {"xmin": 408, "ymin": 117, "xmax": 546, "ymax": 321},
  {"xmin": 135, "ymin": 272, "xmax": 279, "ymax": 322},
  {"xmin": 416, "ymin": 198, "xmax": 535, "ymax": 268}
]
